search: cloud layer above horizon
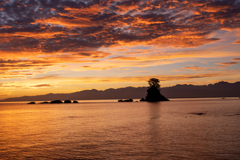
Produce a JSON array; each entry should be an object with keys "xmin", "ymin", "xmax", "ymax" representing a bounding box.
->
[{"xmin": 0, "ymin": 0, "xmax": 240, "ymax": 99}]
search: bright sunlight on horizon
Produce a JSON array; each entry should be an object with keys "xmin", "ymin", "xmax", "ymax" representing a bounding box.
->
[{"xmin": 0, "ymin": 0, "xmax": 240, "ymax": 99}]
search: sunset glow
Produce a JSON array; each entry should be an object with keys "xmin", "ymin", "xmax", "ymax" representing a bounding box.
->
[{"xmin": 0, "ymin": 0, "xmax": 240, "ymax": 99}]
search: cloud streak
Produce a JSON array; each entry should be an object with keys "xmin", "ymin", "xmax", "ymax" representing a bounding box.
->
[
  {"xmin": 31, "ymin": 84, "xmax": 53, "ymax": 88},
  {"xmin": 216, "ymin": 62, "xmax": 239, "ymax": 66}
]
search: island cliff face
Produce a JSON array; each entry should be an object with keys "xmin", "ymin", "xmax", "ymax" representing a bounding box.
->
[{"xmin": 145, "ymin": 78, "xmax": 169, "ymax": 102}]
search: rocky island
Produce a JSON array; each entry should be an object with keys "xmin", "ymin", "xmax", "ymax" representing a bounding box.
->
[
  {"xmin": 143, "ymin": 78, "xmax": 169, "ymax": 102},
  {"xmin": 27, "ymin": 100, "xmax": 79, "ymax": 104},
  {"xmin": 118, "ymin": 78, "xmax": 169, "ymax": 102}
]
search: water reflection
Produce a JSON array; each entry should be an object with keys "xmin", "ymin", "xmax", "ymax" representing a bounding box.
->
[
  {"xmin": 147, "ymin": 102, "xmax": 163, "ymax": 158},
  {"xmin": 1, "ymin": 100, "xmax": 240, "ymax": 159}
]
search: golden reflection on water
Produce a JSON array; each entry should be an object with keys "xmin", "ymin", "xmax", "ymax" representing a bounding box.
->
[{"xmin": 0, "ymin": 100, "xmax": 240, "ymax": 159}]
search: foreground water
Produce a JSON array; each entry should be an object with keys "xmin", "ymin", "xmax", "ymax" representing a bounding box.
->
[{"xmin": 0, "ymin": 98, "xmax": 240, "ymax": 159}]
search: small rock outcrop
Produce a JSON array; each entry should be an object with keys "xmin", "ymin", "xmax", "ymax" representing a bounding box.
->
[
  {"xmin": 140, "ymin": 98, "xmax": 146, "ymax": 101},
  {"xmin": 118, "ymin": 99, "xmax": 133, "ymax": 102},
  {"xmin": 39, "ymin": 101, "xmax": 49, "ymax": 104},
  {"xmin": 50, "ymin": 100, "xmax": 63, "ymax": 103},
  {"xmin": 27, "ymin": 101, "xmax": 36, "ymax": 104},
  {"xmin": 64, "ymin": 100, "xmax": 71, "ymax": 103},
  {"xmin": 73, "ymin": 100, "xmax": 78, "ymax": 103}
]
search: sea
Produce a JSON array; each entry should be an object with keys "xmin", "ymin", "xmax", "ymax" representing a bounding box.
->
[{"xmin": 0, "ymin": 98, "xmax": 240, "ymax": 160}]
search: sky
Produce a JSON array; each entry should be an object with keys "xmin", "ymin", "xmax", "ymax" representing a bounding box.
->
[{"xmin": 0, "ymin": 0, "xmax": 240, "ymax": 100}]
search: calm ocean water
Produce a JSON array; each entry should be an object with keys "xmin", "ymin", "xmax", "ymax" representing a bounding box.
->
[{"xmin": 0, "ymin": 98, "xmax": 240, "ymax": 160}]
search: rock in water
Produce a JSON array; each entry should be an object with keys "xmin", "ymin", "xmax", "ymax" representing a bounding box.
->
[
  {"xmin": 73, "ymin": 100, "xmax": 78, "ymax": 103},
  {"xmin": 145, "ymin": 78, "xmax": 169, "ymax": 102},
  {"xmin": 50, "ymin": 100, "xmax": 63, "ymax": 103},
  {"xmin": 39, "ymin": 101, "xmax": 49, "ymax": 104},
  {"xmin": 124, "ymin": 99, "xmax": 133, "ymax": 102},
  {"xmin": 27, "ymin": 101, "xmax": 36, "ymax": 104},
  {"xmin": 118, "ymin": 99, "xmax": 133, "ymax": 102},
  {"xmin": 146, "ymin": 87, "xmax": 169, "ymax": 102},
  {"xmin": 64, "ymin": 100, "xmax": 72, "ymax": 103}
]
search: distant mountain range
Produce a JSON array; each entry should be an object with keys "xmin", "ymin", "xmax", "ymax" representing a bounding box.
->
[{"xmin": 1, "ymin": 81, "xmax": 240, "ymax": 102}]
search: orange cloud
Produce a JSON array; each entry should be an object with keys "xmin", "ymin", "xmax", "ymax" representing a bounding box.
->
[
  {"xmin": 149, "ymin": 34, "xmax": 220, "ymax": 48},
  {"xmin": 0, "ymin": 31, "xmax": 63, "ymax": 38},
  {"xmin": 31, "ymin": 84, "xmax": 53, "ymax": 88},
  {"xmin": 215, "ymin": 62, "xmax": 239, "ymax": 66},
  {"xmin": 231, "ymin": 58, "xmax": 240, "ymax": 61},
  {"xmin": 64, "ymin": 4, "xmax": 105, "ymax": 15},
  {"xmin": 34, "ymin": 4, "xmax": 109, "ymax": 27},
  {"xmin": 77, "ymin": 65, "xmax": 116, "ymax": 71},
  {"xmin": 35, "ymin": 17, "xmax": 92, "ymax": 27},
  {"xmin": 233, "ymin": 39, "xmax": 240, "ymax": 44},
  {"xmin": 114, "ymin": 1, "xmax": 141, "ymax": 13},
  {"xmin": 182, "ymin": 66, "xmax": 207, "ymax": 71},
  {"xmin": 0, "ymin": 59, "xmax": 53, "ymax": 77},
  {"xmin": 110, "ymin": 56, "xmax": 138, "ymax": 60}
]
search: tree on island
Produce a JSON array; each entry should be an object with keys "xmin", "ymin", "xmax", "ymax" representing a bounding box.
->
[{"xmin": 145, "ymin": 78, "xmax": 169, "ymax": 102}]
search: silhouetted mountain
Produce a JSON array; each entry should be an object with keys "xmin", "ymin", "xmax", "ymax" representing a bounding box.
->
[
  {"xmin": 1, "ymin": 81, "xmax": 240, "ymax": 102},
  {"xmin": 0, "ymin": 87, "xmax": 147, "ymax": 102},
  {"xmin": 161, "ymin": 81, "xmax": 240, "ymax": 98}
]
